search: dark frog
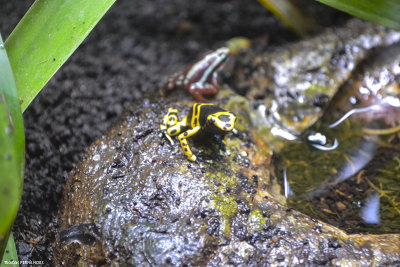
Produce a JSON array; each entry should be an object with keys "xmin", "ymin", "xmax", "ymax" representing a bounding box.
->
[
  {"xmin": 160, "ymin": 103, "xmax": 236, "ymax": 161},
  {"xmin": 164, "ymin": 47, "xmax": 230, "ymax": 102}
]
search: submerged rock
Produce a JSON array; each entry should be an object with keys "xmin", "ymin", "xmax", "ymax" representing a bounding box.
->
[{"xmin": 54, "ymin": 19, "xmax": 400, "ymax": 266}]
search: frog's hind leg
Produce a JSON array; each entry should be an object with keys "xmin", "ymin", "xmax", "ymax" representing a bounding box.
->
[
  {"xmin": 178, "ymin": 126, "xmax": 201, "ymax": 161},
  {"xmin": 189, "ymin": 83, "xmax": 218, "ymax": 102}
]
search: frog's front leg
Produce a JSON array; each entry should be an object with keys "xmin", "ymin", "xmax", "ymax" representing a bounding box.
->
[
  {"xmin": 189, "ymin": 82, "xmax": 218, "ymax": 102},
  {"xmin": 160, "ymin": 108, "xmax": 180, "ymax": 144},
  {"xmin": 166, "ymin": 119, "xmax": 187, "ymax": 137},
  {"xmin": 178, "ymin": 126, "xmax": 201, "ymax": 161},
  {"xmin": 162, "ymin": 118, "xmax": 187, "ymax": 145}
]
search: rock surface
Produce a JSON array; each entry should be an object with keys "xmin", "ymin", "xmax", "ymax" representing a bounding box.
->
[
  {"xmin": 55, "ymin": 93, "xmax": 400, "ymax": 266},
  {"xmin": 229, "ymin": 19, "xmax": 400, "ymax": 135},
  {"xmin": 54, "ymin": 20, "xmax": 400, "ymax": 266}
]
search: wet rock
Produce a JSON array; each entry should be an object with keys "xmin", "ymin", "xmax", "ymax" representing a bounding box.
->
[
  {"xmin": 54, "ymin": 19, "xmax": 400, "ymax": 266},
  {"xmin": 54, "ymin": 90, "xmax": 400, "ymax": 266},
  {"xmin": 321, "ymin": 41, "xmax": 400, "ymax": 127},
  {"xmin": 54, "ymin": 90, "xmax": 271, "ymax": 266},
  {"xmin": 228, "ymin": 19, "xmax": 400, "ymax": 135}
]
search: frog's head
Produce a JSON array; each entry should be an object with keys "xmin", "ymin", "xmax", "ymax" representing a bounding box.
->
[
  {"xmin": 207, "ymin": 111, "xmax": 236, "ymax": 132},
  {"xmin": 207, "ymin": 47, "xmax": 230, "ymax": 72},
  {"xmin": 162, "ymin": 108, "xmax": 179, "ymax": 128},
  {"xmin": 188, "ymin": 47, "xmax": 230, "ymax": 82}
]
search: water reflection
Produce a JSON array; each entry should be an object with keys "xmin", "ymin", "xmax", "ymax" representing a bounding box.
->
[
  {"xmin": 264, "ymin": 43, "xmax": 400, "ymax": 234},
  {"xmin": 306, "ymin": 131, "xmax": 339, "ymax": 151},
  {"xmin": 283, "ymin": 167, "xmax": 292, "ymax": 198},
  {"xmin": 328, "ymin": 105, "xmax": 382, "ymax": 128},
  {"xmin": 361, "ymin": 192, "xmax": 380, "ymax": 224},
  {"xmin": 270, "ymin": 126, "xmax": 297, "ymax": 141},
  {"xmin": 273, "ymin": 100, "xmax": 400, "ymax": 233},
  {"xmin": 330, "ymin": 134, "xmax": 377, "ymax": 183},
  {"xmin": 272, "ymin": 93, "xmax": 399, "ymax": 233}
]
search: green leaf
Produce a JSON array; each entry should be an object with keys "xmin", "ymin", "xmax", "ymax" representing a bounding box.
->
[
  {"xmin": 1, "ymin": 233, "xmax": 19, "ymax": 267},
  {"xmin": 5, "ymin": 0, "xmax": 116, "ymax": 112},
  {"xmin": 258, "ymin": 0, "xmax": 321, "ymax": 37},
  {"xmin": 316, "ymin": 0, "xmax": 400, "ymax": 30},
  {"xmin": 0, "ymin": 35, "xmax": 24, "ymax": 262}
]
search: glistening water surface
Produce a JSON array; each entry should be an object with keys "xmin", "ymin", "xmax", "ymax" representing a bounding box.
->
[{"xmin": 271, "ymin": 44, "xmax": 400, "ymax": 234}]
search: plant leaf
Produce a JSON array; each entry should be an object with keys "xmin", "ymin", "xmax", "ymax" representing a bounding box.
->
[
  {"xmin": 258, "ymin": 0, "xmax": 321, "ymax": 37},
  {"xmin": 316, "ymin": 0, "xmax": 400, "ymax": 30},
  {"xmin": 0, "ymin": 35, "xmax": 24, "ymax": 262},
  {"xmin": 0, "ymin": 233, "xmax": 18, "ymax": 267},
  {"xmin": 5, "ymin": 0, "xmax": 116, "ymax": 112}
]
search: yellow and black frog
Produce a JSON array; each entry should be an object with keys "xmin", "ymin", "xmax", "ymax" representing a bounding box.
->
[{"xmin": 160, "ymin": 103, "xmax": 236, "ymax": 161}]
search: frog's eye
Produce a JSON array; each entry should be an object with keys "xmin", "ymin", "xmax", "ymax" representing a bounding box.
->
[
  {"xmin": 217, "ymin": 114, "xmax": 231, "ymax": 122},
  {"xmin": 210, "ymin": 112, "xmax": 236, "ymax": 131},
  {"xmin": 218, "ymin": 113, "xmax": 236, "ymax": 124},
  {"xmin": 166, "ymin": 114, "xmax": 178, "ymax": 127}
]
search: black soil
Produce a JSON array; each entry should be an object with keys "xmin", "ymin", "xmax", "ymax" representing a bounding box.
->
[{"xmin": 1, "ymin": 0, "xmax": 347, "ymax": 265}]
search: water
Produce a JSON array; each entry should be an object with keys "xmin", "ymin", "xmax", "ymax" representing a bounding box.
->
[
  {"xmin": 268, "ymin": 42, "xmax": 400, "ymax": 234},
  {"xmin": 272, "ymin": 103, "xmax": 400, "ymax": 234}
]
